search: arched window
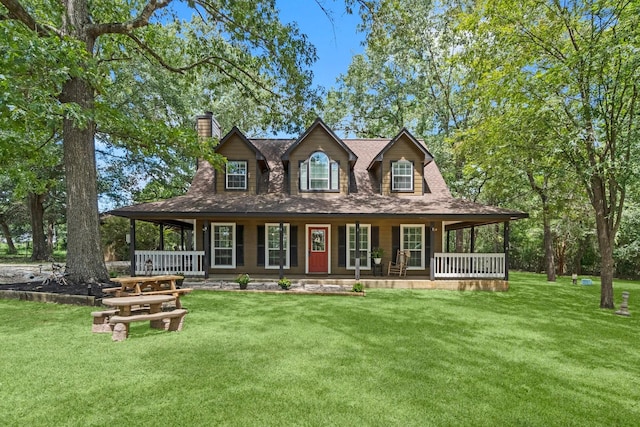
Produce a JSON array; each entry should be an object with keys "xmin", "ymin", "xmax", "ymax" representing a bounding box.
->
[{"xmin": 300, "ymin": 152, "xmax": 339, "ymax": 191}]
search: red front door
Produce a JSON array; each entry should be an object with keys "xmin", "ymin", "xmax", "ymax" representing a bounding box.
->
[{"xmin": 308, "ymin": 227, "xmax": 329, "ymax": 273}]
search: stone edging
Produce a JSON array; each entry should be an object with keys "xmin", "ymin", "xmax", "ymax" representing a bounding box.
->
[{"xmin": 0, "ymin": 290, "xmax": 100, "ymax": 306}]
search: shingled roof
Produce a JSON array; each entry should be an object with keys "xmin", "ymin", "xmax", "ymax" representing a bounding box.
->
[{"xmin": 110, "ymin": 133, "xmax": 525, "ymax": 223}]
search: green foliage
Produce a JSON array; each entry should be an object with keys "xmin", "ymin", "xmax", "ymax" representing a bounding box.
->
[
  {"xmin": 235, "ymin": 273, "xmax": 251, "ymax": 289},
  {"xmin": 371, "ymin": 247, "xmax": 384, "ymax": 258},
  {"xmin": 614, "ymin": 204, "xmax": 640, "ymax": 278},
  {"xmin": 100, "ymin": 215, "xmax": 183, "ymax": 260},
  {"xmin": 277, "ymin": 277, "xmax": 291, "ymax": 290},
  {"xmin": 352, "ymin": 282, "xmax": 364, "ymax": 292}
]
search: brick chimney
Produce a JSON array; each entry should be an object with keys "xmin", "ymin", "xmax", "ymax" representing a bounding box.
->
[{"xmin": 195, "ymin": 111, "xmax": 221, "ymax": 139}]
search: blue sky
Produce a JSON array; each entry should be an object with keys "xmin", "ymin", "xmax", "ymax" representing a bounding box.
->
[{"xmin": 276, "ymin": 0, "xmax": 365, "ymax": 89}]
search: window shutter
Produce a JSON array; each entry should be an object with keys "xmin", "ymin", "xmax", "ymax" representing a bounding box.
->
[
  {"xmin": 236, "ymin": 225, "xmax": 244, "ymax": 266},
  {"xmin": 338, "ymin": 226, "xmax": 346, "ymax": 267},
  {"xmin": 257, "ymin": 225, "xmax": 265, "ymax": 266},
  {"xmin": 290, "ymin": 226, "xmax": 298, "ymax": 267},
  {"xmin": 424, "ymin": 226, "xmax": 431, "ymax": 268},
  {"xmin": 392, "ymin": 226, "xmax": 400, "ymax": 261},
  {"xmin": 372, "ymin": 226, "xmax": 380, "ymax": 249},
  {"xmin": 330, "ymin": 161, "xmax": 339, "ymax": 190},
  {"xmin": 299, "ymin": 160, "xmax": 307, "ymax": 190}
]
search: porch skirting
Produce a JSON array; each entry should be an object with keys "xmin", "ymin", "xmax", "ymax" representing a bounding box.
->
[{"xmin": 184, "ymin": 277, "xmax": 508, "ymax": 292}]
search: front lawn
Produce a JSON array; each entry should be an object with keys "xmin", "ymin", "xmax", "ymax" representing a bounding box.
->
[{"xmin": 1, "ymin": 273, "xmax": 639, "ymax": 426}]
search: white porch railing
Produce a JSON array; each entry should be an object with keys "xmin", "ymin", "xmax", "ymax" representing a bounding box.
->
[
  {"xmin": 433, "ymin": 253, "xmax": 505, "ymax": 279},
  {"xmin": 134, "ymin": 251, "xmax": 205, "ymax": 276}
]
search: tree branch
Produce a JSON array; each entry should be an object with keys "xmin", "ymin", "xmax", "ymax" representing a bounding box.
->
[
  {"xmin": 86, "ymin": 0, "xmax": 172, "ymax": 38},
  {"xmin": 0, "ymin": 0, "xmax": 60, "ymax": 36},
  {"xmin": 127, "ymin": 33, "xmax": 279, "ymax": 98}
]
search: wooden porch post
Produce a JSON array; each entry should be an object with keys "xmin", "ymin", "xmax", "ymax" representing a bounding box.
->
[
  {"xmin": 355, "ymin": 221, "xmax": 360, "ymax": 281},
  {"xmin": 429, "ymin": 222, "xmax": 435, "ymax": 281},
  {"xmin": 470, "ymin": 226, "xmax": 476, "ymax": 253},
  {"xmin": 446, "ymin": 230, "xmax": 450, "ymax": 253},
  {"xmin": 129, "ymin": 219, "xmax": 136, "ymax": 277},
  {"xmin": 159, "ymin": 224, "xmax": 165, "ymax": 250},
  {"xmin": 279, "ymin": 222, "xmax": 284, "ymax": 279},
  {"xmin": 203, "ymin": 221, "xmax": 210, "ymax": 279},
  {"xmin": 504, "ymin": 221, "xmax": 510, "ymax": 281}
]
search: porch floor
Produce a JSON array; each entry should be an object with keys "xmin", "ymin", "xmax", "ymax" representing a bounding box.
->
[{"xmin": 183, "ymin": 275, "xmax": 509, "ymax": 292}]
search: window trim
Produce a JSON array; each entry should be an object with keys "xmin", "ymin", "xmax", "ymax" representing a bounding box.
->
[
  {"xmin": 299, "ymin": 151, "xmax": 340, "ymax": 192},
  {"xmin": 225, "ymin": 160, "xmax": 248, "ymax": 190},
  {"xmin": 211, "ymin": 223, "xmax": 236, "ymax": 268},
  {"xmin": 346, "ymin": 224, "xmax": 371, "ymax": 270},
  {"xmin": 265, "ymin": 223, "xmax": 290, "ymax": 269},
  {"xmin": 391, "ymin": 160, "xmax": 414, "ymax": 192},
  {"xmin": 401, "ymin": 224, "xmax": 425, "ymax": 269}
]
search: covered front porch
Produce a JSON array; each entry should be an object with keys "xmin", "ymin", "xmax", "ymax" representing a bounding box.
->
[
  {"xmin": 132, "ymin": 249, "xmax": 509, "ymax": 291},
  {"xmin": 122, "ymin": 214, "xmax": 519, "ymax": 290}
]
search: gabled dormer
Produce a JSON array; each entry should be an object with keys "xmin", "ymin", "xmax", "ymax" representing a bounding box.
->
[
  {"xmin": 281, "ymin": 118, "xmax": 358, "ymax": 196},
  {"xmin": 215, "ymin": 127, "xmax": 270, "ymax": 194},
  {"xmin": 367, "ymin": 128, "xmax": 434, "ymax": 196}
]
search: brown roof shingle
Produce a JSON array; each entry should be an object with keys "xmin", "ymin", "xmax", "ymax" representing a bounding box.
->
[{"xmin": 112, "ymin": 133, "xmax": 524, "ymax": 222}]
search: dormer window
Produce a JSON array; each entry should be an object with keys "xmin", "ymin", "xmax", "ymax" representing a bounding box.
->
[
  {"xmin": 300, "ymin": 152, "xmax": 339, "ymax": 191},
  {"xmin": 392, "ymin": 160, "xmax": 413, "ymax": 191},
  {"xmin": 226, "ymin": 161, "xmax": 247, "ymax": 190}
]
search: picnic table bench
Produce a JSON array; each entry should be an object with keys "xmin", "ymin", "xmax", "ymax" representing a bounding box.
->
[{"xmin": 98, "ymin": 295, "xmax": 188, "ymax": 341}]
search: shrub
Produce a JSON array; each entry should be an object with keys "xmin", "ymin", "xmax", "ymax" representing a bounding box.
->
[
  {"xmin": 352, "ymin": 282, "xmax": 364, "ymax": 292},
  {"xmin": 235, "ymin": 273, "xmax": 250, "ymax": 289},
  {"xmin": 278, "ymin": 277, "xmax": 292, "ymax": 290}
]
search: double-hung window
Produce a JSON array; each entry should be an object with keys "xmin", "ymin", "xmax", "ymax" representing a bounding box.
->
[
  {"xmin": 401, "ymin": 224, "xmax": 424, "ymax": 269},
  {"xmin": 212, "ymin": 223, "xmax": 235, "ymax": 268},
  {"xmin": 392, "ymin": 160, "xmax": 414, "ymax": 191},
  {"xmin": 266, "ymin": 223, "xmax": 290, "ymax": 269},
  {"xmin": 226, "ymin": 161, "xmax": 247, "ymax": 190},
  {"xmin": 347, "ymin": 224, "xmax": 370, "ymax": 269},
  {"xmin": 300, "ymin": 152, "xmax": 339, "ymax": 191}
]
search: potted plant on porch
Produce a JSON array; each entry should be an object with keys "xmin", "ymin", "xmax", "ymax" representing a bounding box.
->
[{"xmin": 371, "ymin": 247, "xmax": 384, "ymax": 265}]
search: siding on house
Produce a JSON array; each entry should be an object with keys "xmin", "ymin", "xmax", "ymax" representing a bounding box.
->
[
  {"xmin": 287, "ymin": 126, "xmax": 351, "ymax": 196},
  {"xmin": 215, "ymin": 134, "xmax": 259, "ymax": 195},
  {"xmin": 380, "ymin": 135, "xmax": 427, "ymax": 196}
]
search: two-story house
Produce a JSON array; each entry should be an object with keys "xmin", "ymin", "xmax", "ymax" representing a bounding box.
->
[{"xmin": 110, "ymin": 113, "xmax": 527, "ymax": 289}]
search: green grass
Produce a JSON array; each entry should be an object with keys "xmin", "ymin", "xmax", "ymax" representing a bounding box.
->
[{"xmin": 1, "ymin": 272, "xmax": 639, "ymax": 426}]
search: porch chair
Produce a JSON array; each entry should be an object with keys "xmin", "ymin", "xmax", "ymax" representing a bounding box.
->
[{"xmin": 387, "ymin": 249, "xmax": 409, "ymax": 276}]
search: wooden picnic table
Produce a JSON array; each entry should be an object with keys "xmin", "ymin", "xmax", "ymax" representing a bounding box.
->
[
  {"xmin": 106, "ymin": 275, "xmax": 190, "ymax": 308},
  {"xmin": 109, "ymin": 275, "xmax": 183, "ymax": 294}
]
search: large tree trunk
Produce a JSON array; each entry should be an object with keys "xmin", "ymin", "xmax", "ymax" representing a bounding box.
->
[
  {"xmin": 542, "ymin": 206, "xmax": 556, "ymax": 282},
  {"xmin": 0, "ymin": 217, "xmax": 17, "ymax": 254},
  {"xmin": 28, "ymin": 192, "xmax": 50, "ymax": 261},
  {"xmin": 590, "ymin": 177, "xmax": 615, "ymax": 309},
  {"xmin": 60, "ymin": 0, "xmax": 108, "ymax": 283},
  {"xmin": 47, "ymin": 221, "xmax": 54, "ymax": 251},
  {"xmin": 60, "ymin": 76, "xmax": 108, "ymax": 283},
  {"xmin": 527, "ymin": 173, "xmax": 556, "ymax": 281}
]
